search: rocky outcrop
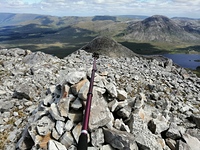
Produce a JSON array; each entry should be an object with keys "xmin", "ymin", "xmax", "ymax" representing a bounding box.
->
[
  {"xmin": 81, "ymin": 36, "xmax": 138, "ymax": 57},
  {"xmin": 0, "ymin": 48, "xmax": 200, "ymax": 150}
]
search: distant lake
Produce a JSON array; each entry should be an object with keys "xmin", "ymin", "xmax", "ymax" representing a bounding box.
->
[{"xmin": 162, "ymin": 54, "xmax": 200, "ymax": 70}]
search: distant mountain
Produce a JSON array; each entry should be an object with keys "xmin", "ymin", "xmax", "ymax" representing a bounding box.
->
[
  {"xmin": 0, "ymin": 13, "xmax": 44, "ymax": 26},
  {"xmin": 172, "ymin": 17, "xmax": 200, "ymax": 20},
  {"xmin": 123, "ymin": 15, "xmax": 200, "ymax": 43},
  {"xmin": 92, "ymin": 16, "xmax": 117, "ymax": 21},
  {"xmin": 0, "ymin": 13, "xmax": 92, "ymax": 27}
]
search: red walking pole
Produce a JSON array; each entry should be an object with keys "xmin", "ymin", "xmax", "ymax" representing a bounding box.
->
[{"xmin": 77, "ymin": 53, "xmax": 99, "ymax": 150}]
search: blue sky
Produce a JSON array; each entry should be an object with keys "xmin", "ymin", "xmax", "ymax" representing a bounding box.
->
[{"xmin": 0, "ymin": 0, "xmax": 200, "ymax": 18}]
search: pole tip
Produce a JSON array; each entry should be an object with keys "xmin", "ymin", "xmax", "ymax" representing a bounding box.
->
[{"xmin": 92, "ymin": 52, "xmax": 99, "ymax": 59}]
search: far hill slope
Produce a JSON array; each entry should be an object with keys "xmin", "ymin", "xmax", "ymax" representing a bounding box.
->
[
  {"xmin": 123, "ymin": 15, "xmax": 200, "ymax": 43},
  {"xmin": 0, "ymin": 13, "xmax": 44, "ymax": 27}
]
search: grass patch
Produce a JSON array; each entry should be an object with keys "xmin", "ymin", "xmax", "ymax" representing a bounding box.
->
[
  {"xmin": 192, "ymin": 70, "xmax": 200, "ymax": 77},
  {"xmin": 0, "ymin": 131, "xmax": 9, "ymax": 149}
]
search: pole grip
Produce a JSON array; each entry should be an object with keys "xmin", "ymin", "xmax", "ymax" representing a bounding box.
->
[{"xmin": 77, "ymin": 133, "xmax": 88, "ymax": 150}]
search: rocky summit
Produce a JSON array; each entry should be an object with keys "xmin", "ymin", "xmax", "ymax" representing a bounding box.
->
[{"xmin": 0, "ymin": 47, "xmax": 200, "ymax": 150}]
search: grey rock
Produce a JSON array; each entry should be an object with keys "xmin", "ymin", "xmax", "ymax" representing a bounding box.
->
[
  {"xmin": 23, "ymin": 51, "xmax": 54, "ymax": 65},
  {"xmin": 52, "ymin": 128, "xmax": 61, "ymax": 140},
  {"xmin": 48, "ymin": 140, "xmax": 67, "ymax": 150},
  {"xmin": 59, "ymin": 131, "xmax": 74, "ymax": 149},
  {"xmin": 190, "ymin": 114, "xmax": 200, "ymax": 128},
  {"xmin": 14, "ymin": 118, "xmax": 22, "ymax": 126},
  {"xmin": 166, "ymin": 123, "xmax": 182, "ymax": 140},
  {"xmin": 71, "ymin": 98, "xmax": 82, "ymax": 110},
  {"xmin": 71, "ymin": 78, "xmax": 88, "ymax": 95},
  {"xmin": 56, "ymin": 120, "xmax": 65, "ymax": 135},
  {"xmin": 78, "ymin": 80, "xmax": 90, "ymax": 101},
  {"xmin": 91, "ymin": 128, "xmax": 104, "ymax": 147},
  {"xmin": 36, "ymin": 116, "xmax": 54, "ymax": 136},
  {"xmin": 68, "ymin": 145, "xmax": 77, "ymax": 150},
  {"xmin": 64, "ymin": 120, "xmax": 74, "ymax": 131},
  {"xmin": 182, "ymin": 133, "xmax": 200, "ymax": 150},
  {"xmin": 133, "ymin": 95, "xmax": 144, "ymax": 109},
  {"xmin": 117, "ymin": 89, "xmax": 127, "ymax": 101},
  {"xmin": 68, "ymin": 111, "xmax": 82, "ymax": 123},
  {"xmin": 49, "ymin": 103, "xmax": 65, "ymax": 121},
  {"xmin": 165, "ymin": 138, "xmax": 176, "ymax": 150},
  {"xmin": 66, "ymin": 71, "xmax": 86, "ymax": 84},
  {"xmin": 13, "ymin": 82, "xmax": 36, "ymax": 100},
  {"xmin": 103, "ymin": 128, "xmax": 138, "ymax": 150},
  {"xmin": 0, "ymin": 100, "xmax": 14, "ymax": 112},
  {"xmin": 89, "ymin": 91, "xmax": 112, "ymax": 130},
  {"xmin": 114, "ymin": 119, "xmax": 130, "ymax": 133},
  {"xmin": 0, "ymin": 90, "xmax": 6, "ymax": 95},
  {"xmin": 105, "ymin": 82, "xmax": 117, "ymax": 98},
  {"xmin": 57, "ymin": 95, "xmax": 74, "ymax": 118},
  {"xmin": 72, "ymin": 123, "xmax": 82, "ymax": 143},
  {"xmin": 117, "ymin": 105, "xmax": 132, "ymax": 119},
  {"xmin": 148, "ymin": 115, "xmax": 169, "ymax": 134},
  {"xmin": 176, "ymin": 140, "xmax": 192, "ymax": 150},
  {"xmin": 108, "ymin": 99, "xmax": 118, "ymax": 112},
  {"xmin": 43, "ymin": 94, "xmax": 53, "ymax": 106},
  {"xmin": 88, "ymin": 147, "xmax": 98, "ymax": 150},
  {"xmin": 129, "ymin": 112, "xmax": 163, "ymax": 150},
  {"xmin": 186, "ymin": 129, "xmax": 200, "ymax": 141},
  {"xmin": 8, "ymin": 129, "xmax": 18, "ymax": 142},
  {"xmin": 100, "ymin": 144, "xmax": 115, "ymax": 150},
  {"xmin": 114, "ymin": 119, "xmax": 123, "ymax": 130}
]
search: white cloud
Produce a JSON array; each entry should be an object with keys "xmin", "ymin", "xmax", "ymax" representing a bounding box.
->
[{"xmin": 0, "ymin": 0, "xmax": 199, "ymax": 18}]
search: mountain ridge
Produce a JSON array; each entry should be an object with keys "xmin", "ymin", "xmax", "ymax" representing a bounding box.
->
[
  {"xmin": 123, "ymin": 15, "xmax": 200, "ymax": 43},
  {"xmin": 0, "ymin": 13, "xmax": 200, "ymax": 55}
]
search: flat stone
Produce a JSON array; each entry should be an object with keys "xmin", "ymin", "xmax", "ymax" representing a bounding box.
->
[
  {"xmin": 148, "ymin": 115, "xmax": 169, "ymax": 134},
  {"xmin": 52, "ymin": 128, "xmax": 61, "ymax": 140},
  {"xmin": 36, "ymin": 116, "xmax": 54, "ymax": 136},
  {"xmin": 59, "ymin": 131, "xmax": 74, "ymax": 149},
  {"xmin": 56, "ymin": 120, "xmax": 65, "ymax": 135},
  {"xmin": 103, "ymin": 128, "xmax": 138, "ymax": 150},
  {"xmin": 182, "ymin": 133, "xmax": 200, "ymax": 150},
  {"xmin": 91, "ymin": 128, "xmax": 104, "ymax": 147},
  {"xmin": 43, "ymin": 94, "xmax": 53, "ymax": 106},
  {"xmin": 89, "ymin": 91, "xmax": 113, "ymax": 130},
  {"xmin": 66, "ymin": 71, "xmax": 86, "ymax": 84},
  {"xmin": 68, "ymin": 112, "xmax": 82, "ymax": 123},
  {"xmin": 48, "ymin": 140, "xmax": 67, "ymax": 150},
  {"xmin": 176, "ymin": 140, "xmax": 192, "ymax": 150},
  {"xmin": 78, "ymin": 80, "xmax": 90, "ymax": 101},
  {"xmin": 8, "ymin": 129, "xmax": 18, "ymax": 142},
  {"xmin": 100, "ymin": 144, "xmax": 115, "ymax": 150},
  {"xmin": 71, "ymin": 98, "xmax": 82, "ymax": 110},
  {"xmin": 64, "ymin": 120, "xmax": 74, "ymax": 131},
  {"xmin": 57, "ymin": 95, "xmax": 74, "ymax": 118},
  {"xmin": 108, "ymin": 99, "xmax": 118, "ymax": 112},
  {"xmin": 71, "ymin": 78, "xmax": 88, "ymax": 95},
  {"xmin": 117, "ymin": 89, "xmax": 127, "ymax": 101},
  {"xmin": 105, "ymin": 82, "xmax": 117, "ymax": 98},
  {"xmin": 49, "ymin": 103, "xmax": 65, "ymax": 121},
  {"xmin": 166, "ymin": 123, "xmax": 181, "ymax": 140},
  {"xmin": 191, "ymin": 114, "xmax": 200, "ymax": 128},
  {"xmin": 116, "ymin": 105, "xmax": 132, "ymax": 119},
  {"xmin": 166, "ymin": 138, "xmax": 176, "ymax": 150},
  {"xmin": 72, "ymin": 123, "xmax": 82, "ymax": 143}
]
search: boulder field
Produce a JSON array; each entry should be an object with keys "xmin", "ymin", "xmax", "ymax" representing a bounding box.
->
[{"xmin": 0, "ymin": 48, "xmax": 200, "ymax": 150}]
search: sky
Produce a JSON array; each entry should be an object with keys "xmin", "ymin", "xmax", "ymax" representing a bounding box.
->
[{"xmin": 0, "ymin": 0, "xmax": 200, "ymax": 18}]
